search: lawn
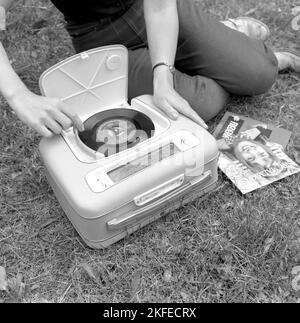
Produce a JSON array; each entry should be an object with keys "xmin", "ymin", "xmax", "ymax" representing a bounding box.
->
[{"xmin": 0, "ymin": 0, "xmax": 299, "ymax": 303}]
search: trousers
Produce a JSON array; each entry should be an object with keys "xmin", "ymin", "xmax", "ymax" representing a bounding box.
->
[{"xmin": 66, "ymin": 0, "xmax": 279, "ymax": 121}]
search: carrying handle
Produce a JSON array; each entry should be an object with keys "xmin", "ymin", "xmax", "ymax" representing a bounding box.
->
[
  {"xmin": 106, "ymin": 171, "xmax": 212, "ymax": 231},
  {"xmin": 134, "ymin": 174, "xmax": 185, "ymax": 207}
]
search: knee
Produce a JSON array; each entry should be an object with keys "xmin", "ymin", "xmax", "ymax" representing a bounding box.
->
[
  {"xmin": 249, "ymin": 61, "xmax": 278, "ymax": 95},
  {"xmin": 261, "ymin": 59, "xmax": 278, "ymax": 93},
  {"xmin": 240, "ymin": 51, "xmax": 278, "ymax": 96}
]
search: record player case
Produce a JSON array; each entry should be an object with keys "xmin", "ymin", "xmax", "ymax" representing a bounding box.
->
[{"xmin": 38, "ymin": 45, "xmax": 219, "ymax": 248}]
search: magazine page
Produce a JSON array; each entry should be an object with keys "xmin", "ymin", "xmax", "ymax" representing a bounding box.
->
[
  {"xmin": 214, "ymin": 112, "xmax": 292, "ymax": 149},
  {"xmin": 213, "ymin": 112, "xmax": 300, "ymax": 194}
]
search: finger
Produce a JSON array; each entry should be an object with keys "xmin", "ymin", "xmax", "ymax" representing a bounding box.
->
[
  {"xmin": 73, "ymin": 114, "xmax": 85, "ymax": 132},
  {"xmin": 59, "ymin": 102, "xmax": 84, "ymax": 131},
  {"xmin": 168, "ymin": 95, "xmax": 208, "ymax": 129},
  {"xmin": 169, "ymin": 95, "xmax": 207, "ymax": 128},
  {"xmin": 53, "ymin": 111, "xmax": 73, "ymax": 130},
  {"xmin": 35, "ymin": 124, "xmax": 53, "ymax": 138},
  {"xmin": 155, "ymin": 99, "xmax": 179, "ymax": 120},
  {"xmin": 185, "ymin": 108, "xmax": 208, "ymax": 129},
  {"xmin": 43, "ymin": 118, "xmax": 63, "ymax": 135}
]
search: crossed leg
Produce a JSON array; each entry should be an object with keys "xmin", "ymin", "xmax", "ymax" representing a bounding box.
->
[
  {"xmin": 127, "ymin": 48, "xmax": 230, "ymax": 121},
  {"xmin": 127, "ymin": 0, "xmax": 278, "ymax": 121},
  {"xmin": 70, "ymin": 0, "xmax": 279, "ymax": 121}
]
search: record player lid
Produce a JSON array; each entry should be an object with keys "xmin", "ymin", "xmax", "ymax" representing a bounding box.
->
[{"xmin": 39, "ymin": 45, "xmax": 128, "ymax": 120}]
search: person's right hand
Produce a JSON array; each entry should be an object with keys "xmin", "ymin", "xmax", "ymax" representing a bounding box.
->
[
  {"xmin": 153, "ymin": 67, "xmax": 208, "ymax": 129},
  {"xmin": 8, "ymin": 89, "xmax": 84, "ymax": 137}
]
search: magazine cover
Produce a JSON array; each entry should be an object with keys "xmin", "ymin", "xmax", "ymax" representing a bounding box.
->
[{"xmin": 213, "ymin": 112, "xmax": 300, "ymax": 194}]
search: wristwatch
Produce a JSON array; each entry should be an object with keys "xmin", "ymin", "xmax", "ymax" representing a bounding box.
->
[{"xmin": 152, "ymin": 62, "xmax": 176, "ymax": 75}]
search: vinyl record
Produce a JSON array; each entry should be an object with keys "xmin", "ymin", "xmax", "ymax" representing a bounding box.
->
[{"xmin": 78, "ymin": 109, "xmax": 155, "ymax": 157}]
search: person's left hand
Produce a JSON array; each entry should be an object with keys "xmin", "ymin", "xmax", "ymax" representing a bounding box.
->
[{"xmin": 153, "ymin": 68, "xmax": 208, "ymax": 129}]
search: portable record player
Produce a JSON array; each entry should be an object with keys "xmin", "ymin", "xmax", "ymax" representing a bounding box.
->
[{"xmin": 39, "ymin": 45, "xmax": 219, "ymax": 249}]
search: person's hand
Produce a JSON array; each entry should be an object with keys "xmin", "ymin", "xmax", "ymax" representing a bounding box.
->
[
  {"xmin": 153, "ymin": 67, "xmax": 208, "ymax": 129},
  {"xmin": 8, "ymin": 88, "xmax": 84, "ymax": 137}
]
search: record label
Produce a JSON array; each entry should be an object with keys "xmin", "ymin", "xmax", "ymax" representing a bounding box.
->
[{"xmin": 78, "ymin": 109, "xmax": 155, "ymax": 157}]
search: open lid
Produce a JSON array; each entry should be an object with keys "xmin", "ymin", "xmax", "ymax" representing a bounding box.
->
[{"xmin": 39, "ymin": 45, "xmax": 128, "ymax": 120}]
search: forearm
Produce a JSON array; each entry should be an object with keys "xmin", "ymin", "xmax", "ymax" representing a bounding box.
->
[
  {"xmin": 143, "ymin": 0, "xmax": 207, "ymax": 128},
  {"xmin": 0, "ymin": 1, "xmax": 28, "ymax": 105},
  {"xmin": 0, "ymin": 42, "xmax": 28, "ymax": 104},
  {"xmin": 144, "ymin": 0, "xmax": 178, "ymax": 69},
  {"xmin": 0, "ymin": 1, "xmax": 84, "ymax": 136}
]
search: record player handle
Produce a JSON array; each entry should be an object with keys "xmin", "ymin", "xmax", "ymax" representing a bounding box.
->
[{"xmin": 107, "ymin": 171, "xmax": 212, "ymax": 231}]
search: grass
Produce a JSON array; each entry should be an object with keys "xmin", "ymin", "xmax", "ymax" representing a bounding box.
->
[{"xmin": 0, "ymin": 0, "xmax": 299, "ymax": 303}]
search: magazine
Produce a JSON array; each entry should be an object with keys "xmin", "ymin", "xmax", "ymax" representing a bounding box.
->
[{"xmin": 213, "ymin": 112, "xmax": 300, "ymax": 194}]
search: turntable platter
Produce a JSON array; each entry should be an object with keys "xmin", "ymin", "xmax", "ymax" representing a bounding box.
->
[
  {"xmin": 95, "ymin": 118, "xmax": 136, "ymax": 145},
  {"xmin": 78, "ymin": 109, "xmax": 155, "ymax": 157}
]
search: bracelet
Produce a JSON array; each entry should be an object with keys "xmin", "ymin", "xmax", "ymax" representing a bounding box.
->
[{"xmin": 152, "ymin": 62, "xmax": 176, "ymax": 75}]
